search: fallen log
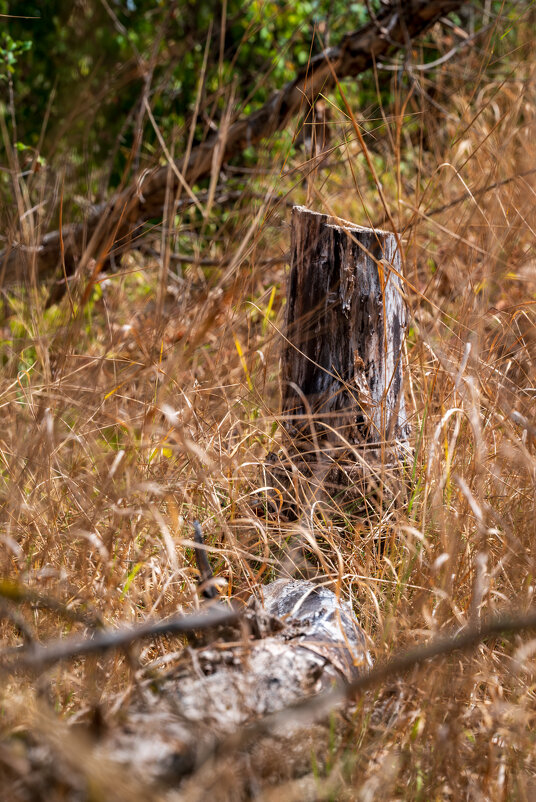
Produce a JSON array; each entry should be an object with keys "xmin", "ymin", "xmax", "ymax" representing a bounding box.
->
[
  {"xmin": 8, "ymin": 585, "xmax": 536, "ymax": 799},
  {"xmin": 105, "ymin": 579, "xmax": 371, "ymax": 783},
  {"xmin": 0, "ymin": 0, "xmax": 468, "ymax": 292},
  {"xmin": 6, "ymin": 578, "xmax": 371, "ymax": 799}
]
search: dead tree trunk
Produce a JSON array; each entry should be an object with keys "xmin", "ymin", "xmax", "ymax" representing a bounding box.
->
[{"xmin": 280, "ymin": 207, "xmax": 409, "ymax": 499}]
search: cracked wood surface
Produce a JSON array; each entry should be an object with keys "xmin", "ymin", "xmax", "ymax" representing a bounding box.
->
[
  {"xmin": 282, "ymin": 207, "xmax": 409, "ymax": 459},
  {"xmin": 10, "ymin": 579, "xmax": 370, "ymax": 799}
]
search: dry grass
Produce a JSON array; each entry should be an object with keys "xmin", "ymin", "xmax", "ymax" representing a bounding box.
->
[{"xmin": 1, "ymin": 6, "xmax": 536, "ymax": 800}]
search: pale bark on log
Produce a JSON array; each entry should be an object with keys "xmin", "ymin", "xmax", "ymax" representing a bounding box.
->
[
  {"xmin": 282, "ymin": 207, "xmax": 409, "ymax": 459},
  {"xmin": 104, "ymin": 580, "xmax": 371, "ymax": 783},
  {"xmin": 12, "ymin": 579, "xmax": 370, "ymax": 798},
  {"xmin": 0, "ymin": 0, "xmax": 468, "ymax": 290}
]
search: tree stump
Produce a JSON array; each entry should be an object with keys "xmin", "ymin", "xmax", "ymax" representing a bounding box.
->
[{"xmin": 277, "ymin": 206, "xmax": 410, "ymax": 509}]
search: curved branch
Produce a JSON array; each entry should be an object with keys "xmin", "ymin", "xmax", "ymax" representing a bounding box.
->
[{"xmin": 0, "ymin": 0, "xmax": 467, "ymax": 289}]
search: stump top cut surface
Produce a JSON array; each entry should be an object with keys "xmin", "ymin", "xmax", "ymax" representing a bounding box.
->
[{"xmin": 292, "ymin": 205, "xmax": 394, "ymax": 239}]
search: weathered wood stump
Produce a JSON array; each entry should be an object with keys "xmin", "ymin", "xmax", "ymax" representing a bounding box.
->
[
  {"xmin": 283, "ymin": 206, "xmax": 408, "ymax": 450},
  {"xmin": 270, "ymin": 207, "xmax": 410, "ymax": 514}
]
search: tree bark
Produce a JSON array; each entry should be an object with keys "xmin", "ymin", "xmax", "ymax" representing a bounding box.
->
[
  {"xmin": 282, "ymin": 207, "xmax": 409, "ymax": 461},
  {"xmin": 104, "ymin": 580, "xmax": 371, "ymax": 785},
  {"xmin": 0, "ymin": 0, "xmax": 468, "ymax": 291}
]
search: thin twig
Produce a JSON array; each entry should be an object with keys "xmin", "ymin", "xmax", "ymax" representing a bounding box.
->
[
  {"xmin": 425, "ymin": 166, "xmax": 536, "ymax": 219},
  {"xmin": 0, "ymin": 601, "xmax": 35, "ymax": 644},
  {"xmin": 193, "ymin": 520, "xmax": 220, "ymax": 599},
  {"xmin": 0, "ymin": 581, "xmax": 102, "ymax": 628},
  {"xmin": 373, "ymin": 166, "xmax": 536, "ymax": 231}
]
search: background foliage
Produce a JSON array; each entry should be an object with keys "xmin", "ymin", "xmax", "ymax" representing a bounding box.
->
[{"xmin": 1, "ymin": 1, "xmax": 377, "ymax": 183}]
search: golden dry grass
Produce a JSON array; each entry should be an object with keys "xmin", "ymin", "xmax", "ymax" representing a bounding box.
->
[{"xmin": 1, "ymin": 6, "xmax": 536, "ymax": 800}]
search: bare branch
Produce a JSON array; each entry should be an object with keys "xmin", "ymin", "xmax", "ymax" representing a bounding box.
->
[{"xmin": 0, "ymin": 604, "xmax": 241, "ymax": 670}]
